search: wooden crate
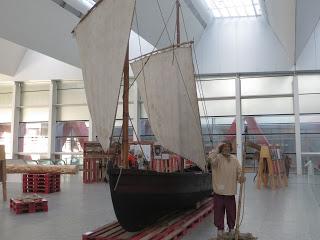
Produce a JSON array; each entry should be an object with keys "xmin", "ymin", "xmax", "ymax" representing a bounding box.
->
[
  {"xmin": 83, "ymin": 142, "xmax": 109, "ymax": 183},
  {"xmin": 23, "ymin": 173, "xmax": 60, "ymax": 193},
  {"xmin": 10, "ymin": 197, "xmax": 48, "ymax": 214}
]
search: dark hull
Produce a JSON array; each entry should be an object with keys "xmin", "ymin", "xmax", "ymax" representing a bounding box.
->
[{"xmin": 108, "ymin": 167, "xmax": 212, "ymax": 232}]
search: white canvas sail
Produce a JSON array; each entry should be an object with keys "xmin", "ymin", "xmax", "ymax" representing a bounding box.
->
[
  {"xmin": 131, "ymin": 45, "xmax": 206, "ymax": 170},
  {"xmin": 73, "ymin": 0, "xmax": 135, "ymax": 151}
]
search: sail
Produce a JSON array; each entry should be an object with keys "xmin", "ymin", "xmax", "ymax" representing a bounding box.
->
[
  {"xmin": 131, "ymin": 45, "xmax": 206, "ymax": 170},
  {"xmin": 73, "ymin": 0, "xmax": 135, "ymax": 151}
]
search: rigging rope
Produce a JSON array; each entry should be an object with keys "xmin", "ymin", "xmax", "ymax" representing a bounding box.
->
[
  {"xmin": 156, "ymin": 0, "xmax": 174, "ymax": 45},
  {"xmin": 179, "ymin": 2, "xmax": 214, "ymax": 147},
  {"xmin": 128, "ymin": 1, "xmax": 176, "ymax": 90},
  {"xmin": 129, "ymin": 114, "xmax": 150, "ymax": 163}
]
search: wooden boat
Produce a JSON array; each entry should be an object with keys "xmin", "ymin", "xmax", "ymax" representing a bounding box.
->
[
  {"xmin": 108, "ymin": 167, "xmax": 211, "ymax": 231},
  {"xmin": 73, "ymin": 0, "xmax": 212, "ymax": 232}
]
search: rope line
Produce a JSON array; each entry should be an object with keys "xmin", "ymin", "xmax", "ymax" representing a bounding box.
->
[
  {"xmin": 180, "ymin": 3, "xmax": 214, "ymax": 147},
  {"xmin": 128, "ymin": 1, "xmax": 176, "ymax": 90}
]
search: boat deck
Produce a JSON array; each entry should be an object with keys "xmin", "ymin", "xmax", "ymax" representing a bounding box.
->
[{"xmin": 82, "ymin": 197, "xmax": 213, "ymax": 240}]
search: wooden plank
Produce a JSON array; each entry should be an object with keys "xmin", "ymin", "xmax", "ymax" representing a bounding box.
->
[
  {"xmin": 6, "ymin": 164, "xmax": 78, "ymax": 174},
  {"xmin": 0, "ymin": 145, "xmax": 7, "ymax": 201}
]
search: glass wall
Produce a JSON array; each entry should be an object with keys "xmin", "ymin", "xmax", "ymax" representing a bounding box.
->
[
  {"xmin": 18, "ymin": 82, "xmax": 49, "ymax": 160},
  {"xmin": 0, "ymin": 82, "xmax": 12, "ymax": 158},
  {"xmin": 299, "ymin": 74, "xmax": 320, "ymax": 174},
  {"xmin": 241, "ymin": 76, "xmax": 296, "ymax": 172},
  {"xmin": 1, "ymin": 74, "xmax": 320, "ymax": 172}
]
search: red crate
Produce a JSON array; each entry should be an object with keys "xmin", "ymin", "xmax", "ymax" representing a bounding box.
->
[
  {"xmin": 10, "ymin": 197, "xmax": 48, "ymax": 214},
  {"xmin": 83, "ymin": 142, "xmax": 109, "ymax": 184},
  {"xmin": 23, "ymin": 173, "xmax": 61, "ymax": 194}
]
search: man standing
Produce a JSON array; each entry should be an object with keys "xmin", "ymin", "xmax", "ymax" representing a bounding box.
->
[{"xmin": 208, "ymin": 141, "xmax": 245, "ymax": 238}]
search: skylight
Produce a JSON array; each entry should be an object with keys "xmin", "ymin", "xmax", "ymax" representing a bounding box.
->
[{"xmin": 207, "ymin": 0, "xmax": 262, "ymax": 18}]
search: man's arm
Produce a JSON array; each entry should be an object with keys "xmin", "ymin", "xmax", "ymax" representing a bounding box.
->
[{"xmin": 207, "ymin": 147, "xmax": 220, "ymax": 168}]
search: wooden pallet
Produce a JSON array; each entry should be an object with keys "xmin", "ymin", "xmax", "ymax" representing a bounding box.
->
[
  {"xmin": 83, "ymin": 197, "xmax": 213, "ymax": 240},
  {"xmin": 83, "ymin": 142, "xmax": 109, "ymax": 183},
  {"xmin": 23, "ymin": 173, "xmax": 60, "ymax": 193},
  {"xmin": 10, "ymin": 197, "xmax": 48, "ymax": 214}
]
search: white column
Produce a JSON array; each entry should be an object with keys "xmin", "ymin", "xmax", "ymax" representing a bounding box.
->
[
  {"xmin": 235, "ymin": 76, "xmax": 243, "ymax": 163},
  {"xmin": 10, "ymin": 82, "xmax": 21, "ymax": 160},
  {"xmin": 131, "ymin": 81, "xmax": 140, "ymax": 141},
  {"xmin": 48, "ymin": 80, "xmax": 57, "ymax": 159},
  {"xmin": 293, "ymin": 74, "xmax": 302, "ymax": 175}
]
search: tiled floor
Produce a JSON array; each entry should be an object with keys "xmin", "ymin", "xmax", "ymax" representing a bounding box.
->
[
  {"xmin": 1, "ymin": 173, "xmax": 320, "ymax": 240},
  {"xmin": 184, "ymin": 174, "xmax": 320, "ymax": 240}
]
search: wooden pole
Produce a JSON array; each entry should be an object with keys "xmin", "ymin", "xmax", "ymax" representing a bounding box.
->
[
  {"xmin": 122, "ymin": 46, "xmax": 130, "ymax": 169},
  {"xmin": 176, "ymin": 0, "xmax": 180, "ymax": 45},
  {"xmin": 235, "ymin": 127, "xmax": 247, "ymax": 240},
  {"xmin": 6, "ymin": 164, "xmax": 78, "ymax": 174},
  {"xmin": 176, "ymin": 0, "xmax": 184, "ymax": 173},
  {"xmin": 0, "ymin": 145, "xmax": 7, "ymax": 201}
]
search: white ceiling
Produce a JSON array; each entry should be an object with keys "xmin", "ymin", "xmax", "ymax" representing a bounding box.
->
[
  {"xmin": 0, "ymin": 38, "xmax": 26, "ymax": 76},
  {"xmin": 0, "ymin": 0, "xmax": 320, "ymax": 78}
]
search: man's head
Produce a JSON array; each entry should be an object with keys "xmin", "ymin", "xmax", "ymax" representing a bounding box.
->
[{"xmin": 219, "ymin": 141, "xmax": 232, "ymax": 157}]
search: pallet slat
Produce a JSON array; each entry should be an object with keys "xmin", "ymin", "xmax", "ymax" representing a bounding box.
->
[
  {"xmin": 10, "ymin": 198, "xmax": 48, "ymax": 214},
  {"xmin": 23, "ymin": 173, "xmax": 61, "ymax": 194},
  {"xmin": 82, "ymin": 197, "xmax": 213, "ymax": 240}
]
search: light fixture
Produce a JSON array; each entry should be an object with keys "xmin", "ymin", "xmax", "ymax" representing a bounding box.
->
[{"xmin": 207, "ymin": 0, "xmax": 262, "ymax": 18}]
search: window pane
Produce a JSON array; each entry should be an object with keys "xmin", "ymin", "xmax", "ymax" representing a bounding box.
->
[
  {"xmin": 56, "ymin": 121, "xmax": 89, "ymax": 137},
  {"xmin": 21, "ymin": 91, "xmax": 49, "ymax": 106},
  {"xmin": 18, "ymin": 137, "xmax": 48, "ymax": 153},
  {"xmin": 57, "ymin": 81, "xmax": 84, "ymax": 90},
  {"xmin": 59, "ymin": 154, "xmax": 84, "ymax": 165},
  {"xmin": 201, "ymin": 116, "xmax": 236, "ymax": 135},
  {"xmin": 301, "ymin": 134, "xmax": 320, "ymax": 152},
  {"xmin": 18, "ymin": 122, "xmax": 48, "ymax": 153},
  {"xmin": 22, "ymin": 82, "xmax": 49, "ymax": 92},
  {"xmin": 21, "ymin": 107, "xmax": 49, "ymax": 122},
  {"xmin": 298, "ymin": 74, "xmax": 320, "ymax": 94},
  {"xmin": 0, "ymin": 93, "xmax": 12, "ymax": 106},
  {"xmin": 301, "ymin": 115, "xmax": 320, "ymax": 133},
  {"xmin": 246, "ymin": 134, "xmax": 295, "ymax": 154},
  {"xmin": 242, "ymin": 97, "xmax": 293, "ymax": 115},
  {"xmin": 19, "ymin": 122, "xmax": 48, "ymax": 137},
  {"xmin": 58, "ymin": 89, "xmax": 87, "ymax": 105},
  {"xmin": 140, "ymin": 119, "xmax": 154, "ymax": 136},
  {"xmin": 17, "ymin": 153, "xmax": 49, "ymax": 162},
  {"xmin": 55, "ymin": 137, "xmax": 88, "ymax": 153},
  {"xmin": 244, "ymin": 115, "xmax": 295, "ymax": 134},
  {"xmin": 241, "ymin": 76, "xmax": 293, "ymax": 96},
  {"xmin": 197, "ymin": 78, "xmax": 235, "ymax": 98},
  {"xmin": 299, "ymin": 94, "xmax": 320, "ymax": 114},
  {"xmin": 199, "ymin": 99, "xmax": 236, "ymax": 116},
  {"xmin": 0, "ymin": 108, "xmax": 11, "ymax": 123},
  {"xmin": 57, "ymin": 106, "xmax": 90, "ymax": 121},
  {"xmin": 0, "ymin": 123, "xmax": 11, "ymax": 158},
  {"xmin": 55, "ymin": 121, "xmax": 89, "ymax": 153}
]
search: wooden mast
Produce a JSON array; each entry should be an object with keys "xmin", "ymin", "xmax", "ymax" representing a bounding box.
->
[
  {"xmin": 122, "ymin": 46, "xmax": 130, "ymax": 168},
  {"xmin": 176, "ymin": 0, "xmax": 180, "ymax": 45},
  {"xmin": 176, "ymin": 0, "xmax": 184, "ymax": 173}
]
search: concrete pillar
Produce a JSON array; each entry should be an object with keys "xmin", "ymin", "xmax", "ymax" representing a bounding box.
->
[
  {"xmin": 48, "ymin": 80, "xmax": 57, "ymax": 159},
  {"xmin": 293, "ymin": 74, "xmax": 302, "ymax": 175},
  {"xmin": 10, "ymin": 82, "xmax": 21, "ymax": 160}
]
